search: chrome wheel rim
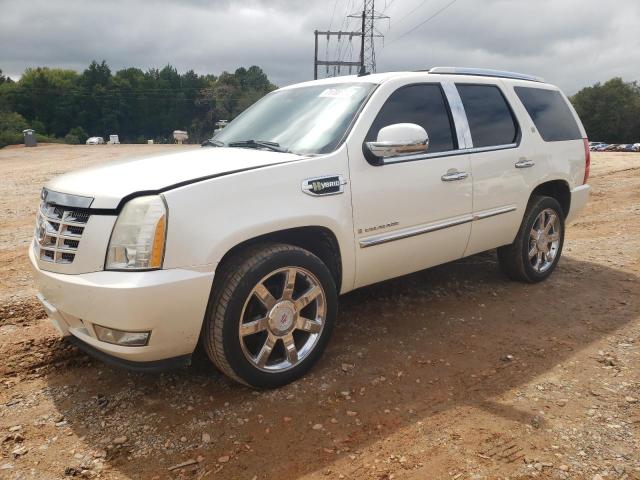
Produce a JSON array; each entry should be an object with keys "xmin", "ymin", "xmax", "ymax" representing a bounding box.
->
[
  {"xmin": 239, "ymin": 267, "xmax": 326, "ymax": 372},
  {"xmin": 528, "ymin": 208, "xmax": 561, "ymax": 273}
]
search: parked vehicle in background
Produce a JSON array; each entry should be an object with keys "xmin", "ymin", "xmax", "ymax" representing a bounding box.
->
[
  {"xmin": 618, "ymin": 144, "xmax": 637, "ymax": 152},
  {"xmin": 589, "ymin": 142, "xmax": 607, "ymax": 151},
  {"xmin": 30, "ymin": 67, "xmax": 591, "ymax": 388},
  {"xmin": 595, "ymin": 144, "xmax": 610, "ymax": 151},
  {"xmin": 85, "ymin": 137, "xmax": 105, "ymax": 145},
  {"xmin": 633, "ymin": 143, "xmax": 640, "ymax": 152},
  {"xmin": 604, "ymin": 144, "xmax": 620, "ymax": 151},
  {"xmin": 108, "ymin": 135, "xmax": 120, "ymax": 144},
  {"xmin": 173, "ymin": 130, "xmax": 188, "ymax": 144}
]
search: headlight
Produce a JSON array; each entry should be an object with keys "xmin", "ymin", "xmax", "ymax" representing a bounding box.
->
[{"xmin": 105, "ymin": 195, "xmax": 167, "ymax": 270}]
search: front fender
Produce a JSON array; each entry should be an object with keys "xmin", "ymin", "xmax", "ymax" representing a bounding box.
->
[{"xmin": 161, "ymin": 151, "xmax": 356, "ymax": 293}]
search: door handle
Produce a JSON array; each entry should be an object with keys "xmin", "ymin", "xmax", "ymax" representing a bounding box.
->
[
  {"xmin": 515, "ymin": 159, "xmax": 535, "ymax": 168},
  {"xmin": 441, "ymin": 170, "xmax": 469, "ymax": 182}
]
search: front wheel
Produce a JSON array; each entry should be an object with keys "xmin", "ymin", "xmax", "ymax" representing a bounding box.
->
[
  {"xmin": 497, "ymin": 196, "xmax": 565, "ymax": 283},
  {"xmin": 203, "ymin": 244, "xmax": 337, "ymax": 388}
]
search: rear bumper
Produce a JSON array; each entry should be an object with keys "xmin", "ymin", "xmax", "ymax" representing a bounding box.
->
[
  {"xmin": 566, "ymin": 184, "xmax": 590, "ymax": 224},
  {"xmin": 29, "ymin": 245, "xmax": 214, "ymax": 364}
]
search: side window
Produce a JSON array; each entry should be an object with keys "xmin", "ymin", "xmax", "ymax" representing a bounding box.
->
[
  {"xmin": 514, "ymin": 87, "xmax": 582, "ymax": 142},
  {"xmin": 366, "ymin": 84, "xmax": 456, "ymax": 154},
  {"xmin": 457, "ymin": 84, "xmax": 518, "ymax": 148}
]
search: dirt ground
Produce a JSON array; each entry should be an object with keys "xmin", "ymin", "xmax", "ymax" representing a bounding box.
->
[{"xmin": 0, "ymin": 144, "xmax": 638, "ymax": 480}]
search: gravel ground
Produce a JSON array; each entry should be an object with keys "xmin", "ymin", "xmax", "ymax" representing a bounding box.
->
[{"xmin": 0, "ymin": 145, "xmax": 638, "ymax": 480}]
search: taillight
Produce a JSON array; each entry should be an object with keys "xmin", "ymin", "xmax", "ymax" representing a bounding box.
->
[{"xmin": 582, "ymin": 138, "xmax": 590, "ymax": 184}]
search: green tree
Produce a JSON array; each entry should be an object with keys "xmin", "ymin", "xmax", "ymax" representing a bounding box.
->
[
  {"xmin": 571, "ymin": 78, "xmax": 640, "ymax": 143},
  {"xmin": 0, "ymin": 110, "xmax": 28, "ymax": 147},
  {"xmin": 67, "ymin": 126, "xmax": 88, "ymax": 144},
  {"xmin": 0, "ymin": 60, "xmax": 278, "ymax": 145},
  {"xmin": 0, "ymin": 68, "xmax": 12, "ymax": 85}
]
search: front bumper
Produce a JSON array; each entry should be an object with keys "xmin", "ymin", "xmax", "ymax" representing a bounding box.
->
[
  {"xmin": 29, "ymin": 245, "xmax": 214, "ymax": 365},
  {"xmin": 566, "ymin": 184, "xmax": 591, "ymax": 224}
]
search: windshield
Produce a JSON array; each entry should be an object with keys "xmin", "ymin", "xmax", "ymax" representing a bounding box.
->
[{"xmin": 211, "ymin": 83, "xmax": 376, "ymax": 155}]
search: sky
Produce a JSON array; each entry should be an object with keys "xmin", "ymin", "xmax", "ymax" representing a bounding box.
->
[{"xmin": 1, "ymin": 0, "xmax": 639, "ymax": 95}]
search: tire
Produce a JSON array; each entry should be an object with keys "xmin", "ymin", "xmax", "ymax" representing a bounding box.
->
[
  {"xmin": 203, "ymin": 243, "xmax": 338, "ymax": 388},
  {"xmin": 497, "ymin": 195, "xmax": 565, "ymax": 283}
]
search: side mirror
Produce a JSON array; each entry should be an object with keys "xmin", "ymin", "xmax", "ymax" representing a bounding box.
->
[{"xmin": 365, "ymin": 123, "xmax": 429, "ymax": 160}]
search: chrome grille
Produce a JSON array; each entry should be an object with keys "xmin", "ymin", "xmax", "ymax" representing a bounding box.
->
[{"xmin": 34, "ymin": 201, "xmax": 91, "ymax": 264}]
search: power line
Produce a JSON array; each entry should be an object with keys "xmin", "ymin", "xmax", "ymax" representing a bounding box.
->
[
  {"xmin": 328, "ymin": 0, "xmax": 340, "ymax": 30},
  {"xmin": 392, "ymin": 0, "xmax": 431, "ymax": 25},
  {"xmin": 382, "ymin": 0, "xmax": 398, "ymax": 12},
  {"xmin": 326, "ymin": 0, "xmax": 341, "ymax": 60},
  {"xmin": 333, "ymin": 0, "xmax": 355, "ymax": 69},
  {"xmin": 388, "ymin": 0, "xmax": 459, "ymax": 44}
]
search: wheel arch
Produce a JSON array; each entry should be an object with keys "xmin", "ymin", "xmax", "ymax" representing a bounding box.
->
[
  {"xmin": 214, "ymin": 226, "xmax": 344, "ymax": 293},
  {"xmin": 530, "ymin": 179, "xmax": 571, "ymax": 218}
]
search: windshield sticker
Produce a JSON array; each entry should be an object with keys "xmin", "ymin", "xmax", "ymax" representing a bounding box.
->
[{"xmin": 318, "ymin": 86, "xmax": 363, "ymax": 99}]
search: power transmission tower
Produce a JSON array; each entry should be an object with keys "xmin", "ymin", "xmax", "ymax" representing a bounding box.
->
[
  {"xmin": 313, "ymin": 29, "xmax": 364, "ymax": 80},
  {"xmin": 313, "ymin": 1, "xmax": 389, "ymax": 79},
  {"xmin": 349, "ymin": 0, "xmax": 388, "ymax": 74}
]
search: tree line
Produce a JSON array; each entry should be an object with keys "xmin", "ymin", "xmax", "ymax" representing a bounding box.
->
[
  {"xmin": 570, "ymin": 78, "xmax": 640, "ymax": 144},
  {"xmin": 0, "ymin": 61, "xmax": 276, "ymax": 147},
  {"xmin": 1, "ymin": 62, "xmax": 639, "ymax": 148}
]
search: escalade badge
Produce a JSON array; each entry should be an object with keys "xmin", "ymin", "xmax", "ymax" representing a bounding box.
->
[{"xmin": 301, "ymin": 175, "xmax": 347, "ymax": 197}]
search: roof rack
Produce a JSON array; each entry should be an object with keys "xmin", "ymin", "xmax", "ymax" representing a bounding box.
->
[{"xmin": 428, "ymin": 67, "xmax": 545, "ymax": 83}]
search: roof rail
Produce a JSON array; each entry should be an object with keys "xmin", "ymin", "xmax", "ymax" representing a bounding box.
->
[{"xmin": 428, "ymin": 67, "xmax": 545, "ymax": 83}]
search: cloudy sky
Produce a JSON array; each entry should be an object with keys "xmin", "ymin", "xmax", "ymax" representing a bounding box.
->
[{"xmin": 1, "ymin": 0, "xmax": 639, "ymax": 94}]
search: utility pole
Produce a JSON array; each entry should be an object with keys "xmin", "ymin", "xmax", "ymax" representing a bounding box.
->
[
  {"xmin": 359, "ymin": 11, "xmax": 366, "ymax": 75},
  {"xmin": 313, "ymin": 30, "xmax": 365, "ymax": 80},
  {"xmin": 313, "ymin": 0, "xmax": 388, "ymax": 79}
]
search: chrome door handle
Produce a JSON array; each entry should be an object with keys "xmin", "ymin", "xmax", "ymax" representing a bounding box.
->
[
  {"xmin": 441, "ymin": 170, "xmax": 469, "ymax": 182},
  {"xmin": 515, "ymin": 159, "xmax": 535, "ymax": 168}
]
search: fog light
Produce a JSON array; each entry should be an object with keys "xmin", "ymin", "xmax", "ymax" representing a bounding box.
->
[{"xmin": 93, "ymin": 325, "xmax": 150, "ymax": 346}]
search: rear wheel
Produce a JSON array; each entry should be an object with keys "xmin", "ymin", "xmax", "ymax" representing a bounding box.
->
[
  {"xmin": 497, "ymin": 196, "xmax": 565, "ymax": 283},
  {"xmin": 203, "ymin": 243, "xmax": 337, "ymax": 388}
]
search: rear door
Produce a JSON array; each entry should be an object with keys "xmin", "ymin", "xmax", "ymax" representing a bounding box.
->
[{"xmin": 457, "ymin": 81, "xmax": 536, "ymax": 256}]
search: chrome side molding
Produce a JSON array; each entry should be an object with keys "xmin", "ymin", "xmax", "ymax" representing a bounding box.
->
[
  {"xmin": 359, "ymin": 204, "xmax": 517, "ymax": 248},
  {"xmin": 359, "ymin": 214, "xmax": 473, "ymax": 248}
]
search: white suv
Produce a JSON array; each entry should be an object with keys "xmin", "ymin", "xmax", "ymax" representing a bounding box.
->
[{"xmin": 30, "ymin": 67, "xmax": 591, "ymax": 387}]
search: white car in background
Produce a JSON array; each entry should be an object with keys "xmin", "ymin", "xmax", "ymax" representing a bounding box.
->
[
  {"xmin": 30, "ymin": 67, "xmax": 590, "ymax": 388},
  {"xmin": 85, "ymin": 137, "xmax": 104, "ymax": 145}
]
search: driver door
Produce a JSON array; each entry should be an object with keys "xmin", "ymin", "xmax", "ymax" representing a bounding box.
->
[{"xmin": 347, "ymin": 82, "xmax": 473, "ymax": 288}]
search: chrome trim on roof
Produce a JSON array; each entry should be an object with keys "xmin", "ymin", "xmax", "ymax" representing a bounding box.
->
[{"xmin": 428, "ymin": 67, "xmax": 545, "ymax": 83}]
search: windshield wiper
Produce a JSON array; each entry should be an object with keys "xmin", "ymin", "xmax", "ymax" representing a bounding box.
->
[
  {"xmin": 201, "ymin": 139, "xmax": 224, "ymax": 147},
  {"xmin": 228, "ymin": 140, "xmax": 289, "ymax": 153}
]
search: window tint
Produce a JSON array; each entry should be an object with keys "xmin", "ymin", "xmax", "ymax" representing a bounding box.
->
[
  {"xmin": 457, "ymin": 84, "xmax": 518, "ymax": 148},
  {"xmin": 514, "ymin": 87, "xmax": 582, "ymax": 142},
  {"xmin": 367, "ymin": 84, "xmax": 455, "ymax": 153}
]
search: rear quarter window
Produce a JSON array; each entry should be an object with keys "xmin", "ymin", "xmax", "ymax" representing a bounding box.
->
[{"xmin": 514, "ymin": 87, "xmax": 582, "ymax": 142}]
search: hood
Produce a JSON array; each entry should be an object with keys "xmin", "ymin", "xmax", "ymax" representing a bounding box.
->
[{"xmin": 46, "ymin": 147, "xmax": 304, "ymax": 209}]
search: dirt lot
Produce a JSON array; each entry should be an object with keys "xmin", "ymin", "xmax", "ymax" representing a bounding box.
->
[{"xmin": 0, "ymin": 144, "xmax": 638, "ymax": 480}]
